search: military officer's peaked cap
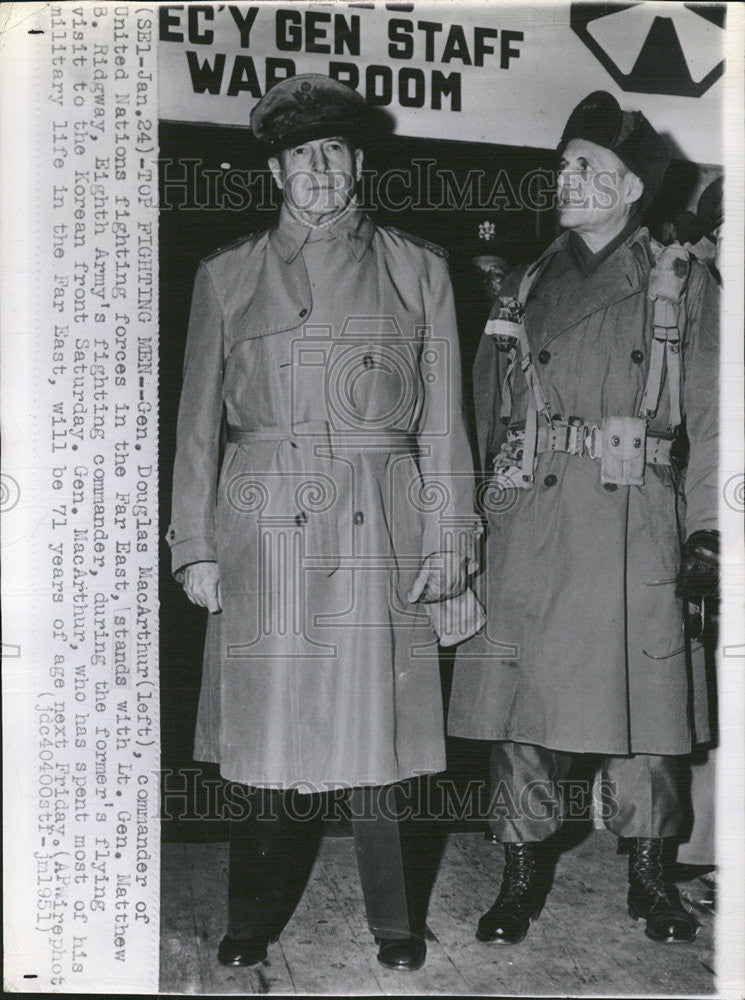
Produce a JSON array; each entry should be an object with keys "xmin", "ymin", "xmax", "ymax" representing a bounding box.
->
[
  {"xmin": 558, "ymin": 91, "xmax": 671, "ymax": 209},
  {"xmin": 251, "ymin": 74, "xmax": 374, "ymax": 153}
]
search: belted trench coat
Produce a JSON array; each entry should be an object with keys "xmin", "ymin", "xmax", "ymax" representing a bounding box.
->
[
  {"xmin": 448, "ymin": 227, "xmax": 718, "ymax": 756},
  {"xmin": 168, "ymin": 206, "xmax": 476, "ymax": 789}
]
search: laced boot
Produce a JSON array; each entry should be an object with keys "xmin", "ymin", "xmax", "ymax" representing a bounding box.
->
[
  {"xmin": 627, "ymin": 838, "xmax": 698, "ymax": 943},
  {"xmin": 476, "ymin": 842, "xmax": 550, "ymax": 944}
]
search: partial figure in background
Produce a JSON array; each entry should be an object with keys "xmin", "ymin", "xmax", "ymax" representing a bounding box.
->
[
  {"xmin": 674, "ymin": 172, "xmax": 723, "ymax": 890},
  {"xmin": 468, "ymin": 222, "xmax": 515, "ymax": 306},
  {"xmin": 167, "ymin": 74, "xmax": 478, "ymax": 972},
  {"xmin": 658, "ymin": 209, "xmax": 702, "ymax": 248},
  {"xmin": 449, "ymin": 91, "xmax": 719, "ymax": 947},
  {"xmin": 455, "ymin": 224, "xmax": 541, "ymax": 448},
  {"xmin": 688, "ymin": 176, "xmax": 724, "ymax": 285}
]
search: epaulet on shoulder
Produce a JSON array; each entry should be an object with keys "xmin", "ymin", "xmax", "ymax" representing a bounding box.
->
[
  {"xmin": 201, "ymin": 229, "xmax": 265, "ymax": 265},
  {"xmin": 383, "ymin": 225, "xmax": 449, "ymax": 260}
]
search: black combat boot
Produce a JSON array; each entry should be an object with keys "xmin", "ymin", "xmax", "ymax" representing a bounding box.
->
[
  {"xmin": 476, "ymin": 842, "xmax": 550, "ymax": 944},
  {"xmin": 627, "ymin": 838, "xmax": 698, "ymax": 943}
]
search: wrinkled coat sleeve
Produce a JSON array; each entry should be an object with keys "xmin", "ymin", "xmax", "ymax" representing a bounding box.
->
[
  {"xmin": 418, "ymin": 254, "xmax": 478, "ymax": 559},
  {"xmin": 167, "ymin": 262, "xmax": 225, "ymax": 574},
  {"xmin": 681, "ymin": 260, "xmax": 719, "ymax": 535}
]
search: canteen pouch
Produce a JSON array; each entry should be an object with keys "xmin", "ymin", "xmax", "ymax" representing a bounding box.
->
[{"xmin": 600, "ymin": 416, "xmax": 647, "ymax": 486}]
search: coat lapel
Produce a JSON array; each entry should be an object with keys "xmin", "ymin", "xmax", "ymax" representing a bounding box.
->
[
  {"xmin": 234, "ymin": 206, "xmax": 374, "ymax": 340},
  {"xmin": 535, "ymin": 229, "xmax": 652, "ymax": 348},
  {"xmin": 241, "ymin": 240, "xmax": 312, "ymax": 338}
]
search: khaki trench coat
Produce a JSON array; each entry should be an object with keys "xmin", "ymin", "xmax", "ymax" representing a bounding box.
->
[
  {"xmin": 168, "ymin": 206, "xmax": 476, "ymax": 789},
  {"xmin": 449, "ymin": 227, "xmax": 718, "ymax": 756}
]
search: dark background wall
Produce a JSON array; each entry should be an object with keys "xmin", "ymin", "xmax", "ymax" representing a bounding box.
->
[{"xmin": 158, "ymin": 120, "xmax": 703, "ymax": 839}]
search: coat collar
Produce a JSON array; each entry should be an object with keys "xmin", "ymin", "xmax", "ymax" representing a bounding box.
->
[
  {"xmin": 568, "ymin": 211, "xmax": 643, "ymax": 275},
  {"xmin": 529, "ymin": 226, "xmax": 653, "ymax": 343},
  {"xmin": 269, "ymin": 200, "xmax": 376, "ymax": 263}
]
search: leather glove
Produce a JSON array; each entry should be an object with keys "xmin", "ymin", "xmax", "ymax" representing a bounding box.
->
[{"xmin": 676, "ymin": 530, "xmax": 719, "ymax": 602}]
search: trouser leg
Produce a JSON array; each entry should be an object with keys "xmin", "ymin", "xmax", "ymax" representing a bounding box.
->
[
  {"xmin": 227, "ymin": 784, "xmax": 324, "ymax": 939},
  {"xmin": 349, "ymin": 784, "xmax": 412, "ymax": 940},
  {"xmin": 677, "ymin": 748, "xmax": 716, "ymax": 866},
  {"xmin": 487, "ymin": 741, "xmax": 573, "ymax": 842},
  {"xmin": 600, "ymin": 754, "xmax": 684, "ymax": 839}
]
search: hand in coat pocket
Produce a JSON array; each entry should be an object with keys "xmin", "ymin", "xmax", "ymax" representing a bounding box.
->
[{"xmin": 181, "ymin": 561, "xmax": 222, "ymax": 614}]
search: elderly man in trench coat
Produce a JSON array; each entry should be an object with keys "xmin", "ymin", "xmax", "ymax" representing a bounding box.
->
[
  {"xmin": 449, "ymin": 92, "xmax": 719, "ymax": 946},
  {"xmin": 167, "ymin": 74, "xmax": 478, "ymax": 971}
]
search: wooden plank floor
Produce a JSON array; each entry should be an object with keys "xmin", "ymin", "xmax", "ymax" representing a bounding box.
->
[{"xmin": 160, "ymin": 830, "xmax": 715, "ymax": 995}]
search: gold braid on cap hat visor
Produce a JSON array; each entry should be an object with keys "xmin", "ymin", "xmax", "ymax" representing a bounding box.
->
[{"xmin": 264, "ymin": 102, "xmax": 355, "ymax": 144}]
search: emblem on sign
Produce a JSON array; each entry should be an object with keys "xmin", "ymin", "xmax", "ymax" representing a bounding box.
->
[{"xmin": 570, "ymin": 2, "xmax": 725, "ymax": 98}]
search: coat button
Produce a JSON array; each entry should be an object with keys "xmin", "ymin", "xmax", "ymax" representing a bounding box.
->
[
  {"xmin": 299, "ymin": 307, "xmax": 308, "ymax": 318},
  {"xmin": 362, "ymin": 355, "xmax": 374, "ymax": 369},
  {"xmin": 631, "ymin": 349, "xmax": 644, "ymax": 364},
  {"xmin": 168, "ymin": 529, "xmax": 175, "ymax": 539},
  {"xmin": 353, "ymin": 511, "xmax": 364, "ymax": 526},
  {"xmin": 295, "ymin": 511, "xmax": 307, "ymax": 526},
  {"xmin": 604, "ymin": 483, "xmax": 618, "ymax": 492},
  {"xmin": 538, "ymin": 349, "xmax": 551, "ymax": 364},
  {"xmin": 543, "ymin": 474, "xmax": 557, "ymax": 487}
]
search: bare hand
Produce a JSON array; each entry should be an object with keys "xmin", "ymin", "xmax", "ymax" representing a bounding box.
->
[
  {"xmin": 407, "ymin": 551, "xmax": 469, "ymax": 604},
  {"xmin": 181, "ymin": 561, "xmax": 221, "ymax": 614}
]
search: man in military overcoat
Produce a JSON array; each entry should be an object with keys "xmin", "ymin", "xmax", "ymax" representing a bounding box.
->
[
  {"xmin": 168, "ymin": 74, "xmax": 477, "ymax": 971},
  {"xmin": 449, "ymin": 92, "xmax": 719, "ymax": 946}
]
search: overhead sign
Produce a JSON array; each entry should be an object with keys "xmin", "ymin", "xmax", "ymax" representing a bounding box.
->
[{"xmin": 158, "ymin": 1, "xmax": 726, "ymax": 164}]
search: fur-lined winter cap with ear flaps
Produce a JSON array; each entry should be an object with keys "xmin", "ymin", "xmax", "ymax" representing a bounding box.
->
[{"xmin": 558, "ymin": 91, "xmax": 671, "ymax": 210}]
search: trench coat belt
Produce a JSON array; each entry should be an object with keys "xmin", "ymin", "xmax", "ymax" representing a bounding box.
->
[
  {"xmin": 225, "ymin": 422, "xmax": 419, "ymax": 576},
  {"xmin": 227, "ymin": 422, "xmax": 418, "ymax": 452}
]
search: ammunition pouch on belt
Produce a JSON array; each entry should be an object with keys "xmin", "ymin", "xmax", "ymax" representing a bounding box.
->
[{"xmin": 490, "ymin": 415, "xmax": 675, "ymax": 491}]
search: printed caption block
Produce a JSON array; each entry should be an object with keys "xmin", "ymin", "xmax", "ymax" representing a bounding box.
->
[{"xmin": 2, "ymin": 4, "xmax": 160, "ymax": 993}]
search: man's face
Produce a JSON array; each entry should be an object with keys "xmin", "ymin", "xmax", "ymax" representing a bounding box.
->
[
  {"xmin": 557, "ymin": 138, "xmax": 642, "ymax": 235},
  {"xmin": 471, "ymin": 255, "xmax": 510, "ymax": 303},
  {"xmin": 269, "ymin": 136, "xmax": 363, "ymax": 222}
]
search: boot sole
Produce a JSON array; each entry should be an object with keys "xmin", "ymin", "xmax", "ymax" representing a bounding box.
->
[
  {"xmin": 476, "ymin": 905, "xmax": 542, "ymax": 944},
  {"xmin": 376, "ymin": 954, "xmax": 426, "ymax": 972},
  {"xmin": 476, "ymin": 928, "xmax": 529, "ymax": 945},
  {"xmin": 628, "ymin": 906, "xmax": 698, "ymax": 943}
]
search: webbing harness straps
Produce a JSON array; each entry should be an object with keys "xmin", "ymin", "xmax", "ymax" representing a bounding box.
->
[
  {"xmin": 485, "ymin": 237, "xmax": 690, "ymax": 490},
  {"xmin": 484, "ymin": 255, "xmax": 557, "ymax": 485},
  {"xmin": 639, "ymin": 242, "xmax": 689, "ymax": 430}
]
